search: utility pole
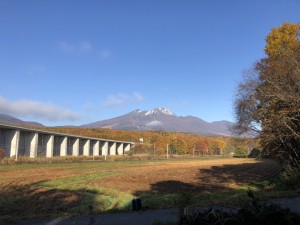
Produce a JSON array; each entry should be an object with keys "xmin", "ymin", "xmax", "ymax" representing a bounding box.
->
[{"xmin": 167, "ymin": 144, "xmax": 169, "ymax": 159}]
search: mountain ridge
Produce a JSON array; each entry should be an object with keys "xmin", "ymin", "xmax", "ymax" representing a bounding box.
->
[{"xmin": 81, "ymin": 108, "xmax": 234, "ymax": 136}]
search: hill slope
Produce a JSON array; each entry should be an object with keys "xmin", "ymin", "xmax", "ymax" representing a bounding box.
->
[
  {"xmin": 81, "ymin": 108, "xmax": 234, "ymax": 136},
  {"xmin": 0, "ymin": 114, "xmax": 44, "ymax": 127}
]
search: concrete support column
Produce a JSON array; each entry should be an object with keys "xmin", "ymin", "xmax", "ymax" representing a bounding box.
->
[
  {"xmin": 117, "ymin": 143, "xmax": 124, "ymax": 155},
  {"xmin": 124, "ymin": 143, "xmax": 131, "ymax": 152},
  {"xmin": 0, "ymin": 126, "xmax": 133, "ymax": 159},
  {"xmin": 46, "ymin": 135, "xmax": 54, "ymax": 158},
  {"xmin": 60, "ymin": 136, "xmax": 68, "ymax": 156},
  {"xmin": 83, "ymin": 140, "xmax": 90, "ymax": 156},
  {"xmin": 29, "ymin": 133, "xmax": 38, "ymax": 158},
  {"xmin": 72, "ymin": 138, "xmax": 79, "ymax": 156},
  {"xmin": 10, "ymin": 130, "xmax": 20, "ymax": 158},
  {"xmin": 101, "ymin": 141, "xmax": 108, "ymax": 156},
  {"xmin": 93, "ymin": 141, "xmax": 100, "ymax": 156},
  {"xmin": 109, "ymin": 142, "xmax": 116, "ymax": 155}
]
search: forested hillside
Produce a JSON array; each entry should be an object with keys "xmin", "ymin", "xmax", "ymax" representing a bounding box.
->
[{"xmin": 37, "ymin": 126, "xmax": 256, "ymax": 156}]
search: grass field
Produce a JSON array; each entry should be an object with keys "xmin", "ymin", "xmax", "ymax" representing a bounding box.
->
[{"xmin": 0, "ymin": 157, "xmax": 287, "ymax": 223}]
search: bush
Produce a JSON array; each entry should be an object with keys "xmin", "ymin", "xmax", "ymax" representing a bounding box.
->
[
  {"xmin": 260, "ymin": 149, "xmax": 271, "ymax": 159},
  {"xmin": 157, "ymin": 191, "xmax": 300, "ymax": 225},
  {"xmin": 234, "ymin": 147, "xmax": 248, "ymax": 158},
  {"xmin": 174, "ymin": 205, "xmax": 299, "ymax": 225},
  {"xmin": 280, "ymin": 166, "xmax": 300, "ymax": 190},
  {"xmin": 248, "ymin": 148, "xmax": 261, "ymax": 158},
  {"xmin": 131, "ymin": 143, "xmax": 153, "ymax": 154}
]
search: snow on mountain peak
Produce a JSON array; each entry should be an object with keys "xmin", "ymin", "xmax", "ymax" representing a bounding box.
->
[{"xmin": 145, "ymin": 107, "xmax": 175, "ymax": 116}]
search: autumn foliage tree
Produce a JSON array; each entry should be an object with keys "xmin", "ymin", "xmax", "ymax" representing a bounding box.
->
[
  {"xmin": 36, "ymin": 125, "xmax": 252, "ymax": 157},
  {"xmin": 234, "ymin": 23, "xmax": 300, "ymax": 166},
  {"xmin": 265, "ymin": 23, "xmax": 300, "ymax": 58}
]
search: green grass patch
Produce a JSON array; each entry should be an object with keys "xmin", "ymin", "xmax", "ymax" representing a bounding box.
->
[
  {"xmin": 0, "ymin": 159, "xmax": 153, "ymax": 173},
  {"xmin": 39, "ymin": 171, "xmax": 119, "ymax": 188},
  {"xmin": 37, "ymin": 170, "xmax": 133, "ymax": 215}
]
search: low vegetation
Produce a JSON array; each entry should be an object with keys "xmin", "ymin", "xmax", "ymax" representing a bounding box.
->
[
  {"xmin": 1, "ymin": 157, "xmax": 298, "ymax": 224},
  {"xmin": 157, "ymin": 192, "xmax": 300, "ymax": 225}
]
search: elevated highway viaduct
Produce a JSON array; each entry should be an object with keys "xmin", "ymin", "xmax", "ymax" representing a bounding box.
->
[{"xmin": 0, "ymin": 124, "xmax": 133, "ymax": 158}]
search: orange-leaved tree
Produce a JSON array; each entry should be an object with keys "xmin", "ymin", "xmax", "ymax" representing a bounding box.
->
[{"xmin": 234, "ymin": 22, "xmax": 300, "ymax": 166}]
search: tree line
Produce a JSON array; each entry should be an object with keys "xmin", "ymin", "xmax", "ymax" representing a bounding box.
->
[{"xmin": 36, "ymin": 126, "xmax": 255, "ymax": 157}]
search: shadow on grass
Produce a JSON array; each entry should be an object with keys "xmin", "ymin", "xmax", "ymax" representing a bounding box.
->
[
  {"xmin": 0, "ymin": 181, "xmax": 98, "ymax": 223},
  {"xmin": 133, "ymin": 160, "xmax": 281, "ymax": 209},
  {"xmin": 197, "ymin": 160, "xmax": 281, "ymax": 187}
]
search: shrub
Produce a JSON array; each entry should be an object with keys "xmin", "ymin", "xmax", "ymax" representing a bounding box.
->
[
  {"xmin": 234, "ymin": 147, "xmax": 248, "ymax": 158},
  {"xmin": 131, "ymin": 143, "xmax": 153, "ymax": 154},
  {"xmin": 158, "ymin": 191, "xmax": 300, "ymax": 225},
  {"xmin": 281, "ymin": 166, "xmax": 300, "ymax": 190},
  {"xmin": 260, "ymin": 149, "xmax": 271, "ymax": 159},
  {"xmin": 248, "ymin": 148, "xmax": 261, "ymax": 158}
]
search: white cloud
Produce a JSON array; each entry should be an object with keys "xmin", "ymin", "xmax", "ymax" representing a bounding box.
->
[
  {"xmin": 59, "ymin": 41, "xmax": 92, "ymax": 54},
  {"xmin": 105, "ymin": 93, "xmax": 128, "ymax": 107},
  {"xmin": 100, "ymin": 49, "xmax": 112, "ymax": 59},
  {"xmin": 133, "ymin": 92, "xmax": 144, "ymax": 102},
  {"xmin": 0, "ymin": 96, "xmax": 81, "ymax": 121},
  {"xmin": 146, "ymin": 120, "xmax": 162, "ymax": 127},
  {"xmin": 104, "ymin": 92, "xmax": 144, "ymax": 108}
]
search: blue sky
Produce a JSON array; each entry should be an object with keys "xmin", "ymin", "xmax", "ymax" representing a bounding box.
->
[{"xmin": 0, "ymin": 0, "xmax": 299, "ymax": 126}]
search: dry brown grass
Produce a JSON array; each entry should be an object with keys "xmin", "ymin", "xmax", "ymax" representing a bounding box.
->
[
  {"xmin": 0, "ymin": 158, "xmax": 282, "ymax": 222},
  {"xmin": 89, "ymin": 158, "xmax": 281, "ymax": 195}
]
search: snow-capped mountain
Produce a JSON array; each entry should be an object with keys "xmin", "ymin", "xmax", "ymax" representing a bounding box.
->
[
  {"xmin": 81, "ymin": 107, "xmax": 234, "ymax": 136},
  {"xmin": 144, "ymin": 107, "xmax": 175, "ymax": 116}
]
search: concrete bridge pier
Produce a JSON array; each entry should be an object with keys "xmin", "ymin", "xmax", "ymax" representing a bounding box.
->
[
  {"xmin": 101, "ymin": 141, "xmax": 108, "ymax": 156},
  {"xmin": 92, "ymin": 140, "xmax": 100, "ymax": 156},
  {"xmin": 46, "ymin": 135, "xmax": 54, "ymax": 158},
  {"xmin": 0, "ymin": 129, "xmax": 20, "ymax": 157},
  {"xmin": 124, "ymin": 143, "xmax": 131, "ymax": 153},
  {"xmin": 10, "ymin": 130, "xmax": 20, "ymax": 158},
  {"xmin": 59, "ymin": 136, "xmax": 68, "ymax": 156},
  {"xmin": 117, "ymin": 143, "xmax": 124, "ymax": 155},
  {"xmin": 29, "ymin": 133, "xmax": 38, "ymax": 158},
  {"xmin": 70, "ymin": 138, "xmax": 79, "ymax": 156},
  {"xmin": 109, "ymin": 142, "xmax": 116, "ymax": 155},
  {"xmin": 83, "ymin": 139, "xmax": 90, "ymax": 156}
]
